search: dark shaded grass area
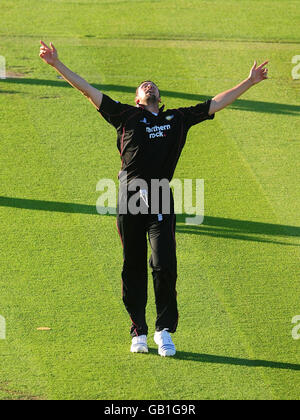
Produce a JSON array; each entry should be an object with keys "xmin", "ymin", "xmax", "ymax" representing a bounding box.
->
[
  {"xmin": 2, "ymin": 78, "xmax": 300, "ymax": 116},
  {"xmin": 1, "ymin": 196, "xmax": 299, "ymax": 247}
]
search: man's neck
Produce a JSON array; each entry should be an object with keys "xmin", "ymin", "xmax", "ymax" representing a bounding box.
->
[{"xmin": 139, "ymin": 102, "xmax": 160, "ymax": 115}]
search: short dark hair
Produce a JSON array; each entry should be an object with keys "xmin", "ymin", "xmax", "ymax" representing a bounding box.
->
[{"xmin": 136, "ymin": 81, "xmax": 160, "ymax": 98}]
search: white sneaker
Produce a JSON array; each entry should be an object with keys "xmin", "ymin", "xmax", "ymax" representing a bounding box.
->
[
  {"xmin": 130, "ymin": 335, "xmax": 148, "ymax": 353},
  {"xmin": 154, "ymin": 329, "xmax": 176, "ymax": 357}
]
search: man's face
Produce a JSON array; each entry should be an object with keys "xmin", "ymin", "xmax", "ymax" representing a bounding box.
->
[{"xmin": 136, "ymin": 81, "xmax": 161, "ymax": 105}]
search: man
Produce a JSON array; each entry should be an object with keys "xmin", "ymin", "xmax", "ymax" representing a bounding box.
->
[{"xmin": 39, "ymin": 40, "xmax": 268, "ymax": 357}]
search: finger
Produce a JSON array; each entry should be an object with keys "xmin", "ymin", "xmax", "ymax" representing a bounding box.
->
[
  {"xmin": 257, "ymin": 60, "xmax": 269, "ymax": 69},
  {"xmin": 50, "ymin": 42, "xmax": 56, "ymax": 52},
  {"xmin": 40, "ymin": 40, "xmax": 50, "ymax": 50},
  {"xmin": 252, "ymin": 60, "xmax": 257, "ymax": 69}
]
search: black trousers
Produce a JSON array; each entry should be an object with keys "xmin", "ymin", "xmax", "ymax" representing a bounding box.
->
[{"xmin": 117, "ymin": 211, "xmax": 179, "ymax": 337}]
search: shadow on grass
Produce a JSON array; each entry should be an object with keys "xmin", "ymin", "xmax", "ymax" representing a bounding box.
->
[
  {"xmin": 147, "ymin": 348, "xmax": 300, "ymax": 371},
  {"xmin": 0, "ymin": 196, "xmax": 96, "ymax": 215},
  {"xmin": 1, "ymin": 196, "xmax": 299, "ymax": 246},
  {"xmin": 2, "ymin": 78, "xmax": 300, "ymax": 116},
  {"xmin": 0, "ymin": 90, "xmax": 22, "ymax": 94},
  {"xmin": 175, "ymin": 214, "xmax": 300, "ymax": 246}
]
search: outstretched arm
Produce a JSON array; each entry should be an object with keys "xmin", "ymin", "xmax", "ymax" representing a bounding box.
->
[
  {"xmin": 39, "ymin": 41, "xmax": 103, "ymax": 109},
  {"xmin": 208, "ymin": 60, "xmax": 269, "ymax": 115}
]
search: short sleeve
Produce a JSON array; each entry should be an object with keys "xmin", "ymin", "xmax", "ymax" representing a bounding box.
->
[
  {"xmin": 177, "ymin": 99, "xmax": 215, "ymax": 128},
  {"xmin": 98, "ymin": 94, "xmax": 132, "ymax": 129}
]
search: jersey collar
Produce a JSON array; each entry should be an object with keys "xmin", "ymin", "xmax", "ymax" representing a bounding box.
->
[{"xmin": 137, "ymin": 104, "xmax": 165, "ymax": 115}]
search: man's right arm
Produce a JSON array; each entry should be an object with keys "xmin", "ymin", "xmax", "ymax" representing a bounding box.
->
[{"xmin": 39, "ymin": 40, "xmax": 103, "ymax": 109}]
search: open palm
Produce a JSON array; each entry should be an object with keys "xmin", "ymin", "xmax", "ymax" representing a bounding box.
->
[
  {"xmin": 249, "ymin": 60, "xmax": 269, "ymax": 84},
  {"xmin": 39, "ymin": 40, "xmax": 58, "ymax": 66}
]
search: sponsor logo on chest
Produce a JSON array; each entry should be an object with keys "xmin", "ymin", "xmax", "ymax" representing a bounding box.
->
[{"xmin": 145, "ymin": 124, "xmax": 171, "ymax": 139}]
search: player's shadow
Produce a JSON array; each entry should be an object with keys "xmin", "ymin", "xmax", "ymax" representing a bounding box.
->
[
  {"xmin": 2, "ymin": 78, "xmax": 300, "ymax": 116},
  {"xmin": 0, "ymin": 196, "xmax": 299, "ymax": 246},
  {"xmin": 147, "ymin": 348, "xmax": 300, "ymax": 371}
]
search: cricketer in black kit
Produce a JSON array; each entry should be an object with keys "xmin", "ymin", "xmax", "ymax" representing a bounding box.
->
[
  {"xmin": 39, "ymin": 40, "xmax": 268, "ymax": 355},
  {"xmin": 98, "ymin": 91, "xmax": 214, "ymax": 338}
]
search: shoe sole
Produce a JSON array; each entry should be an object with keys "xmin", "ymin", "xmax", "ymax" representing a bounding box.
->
[
  {"xmin": 158, "ymin": 349, "xmax": 176, "ymax": 357},
  {"xmin": 130, "ymin": 345, "xmax": 149, "ymax": 353}
]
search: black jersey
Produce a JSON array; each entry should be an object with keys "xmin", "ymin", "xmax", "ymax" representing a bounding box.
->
[{"xmin": 98, "ymin": 94, "xmax": 215, "ymax": 185}]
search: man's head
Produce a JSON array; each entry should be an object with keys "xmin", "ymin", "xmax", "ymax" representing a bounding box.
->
[{"xmin": 135, "ymin": 81, "xmax": 161, "ymax": 106}]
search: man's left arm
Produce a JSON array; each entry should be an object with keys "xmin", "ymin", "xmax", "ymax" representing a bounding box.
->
[{"xmin": 208, "ymin": 60, "xmax": 269, "ymax": 116}]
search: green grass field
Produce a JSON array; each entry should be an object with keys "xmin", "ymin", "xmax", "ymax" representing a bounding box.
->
[{"xmin": 1, "ymin": 0, "xmax": 300, "ymax": 400}]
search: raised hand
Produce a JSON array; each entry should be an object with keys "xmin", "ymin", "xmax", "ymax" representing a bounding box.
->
[
  {"xmin": 249, "ymin": 60, "xmax": 269, "ymax": 85},
  {"xmin": 39, "ymin": 40, "xmax": 58, "ymax": 66}
]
